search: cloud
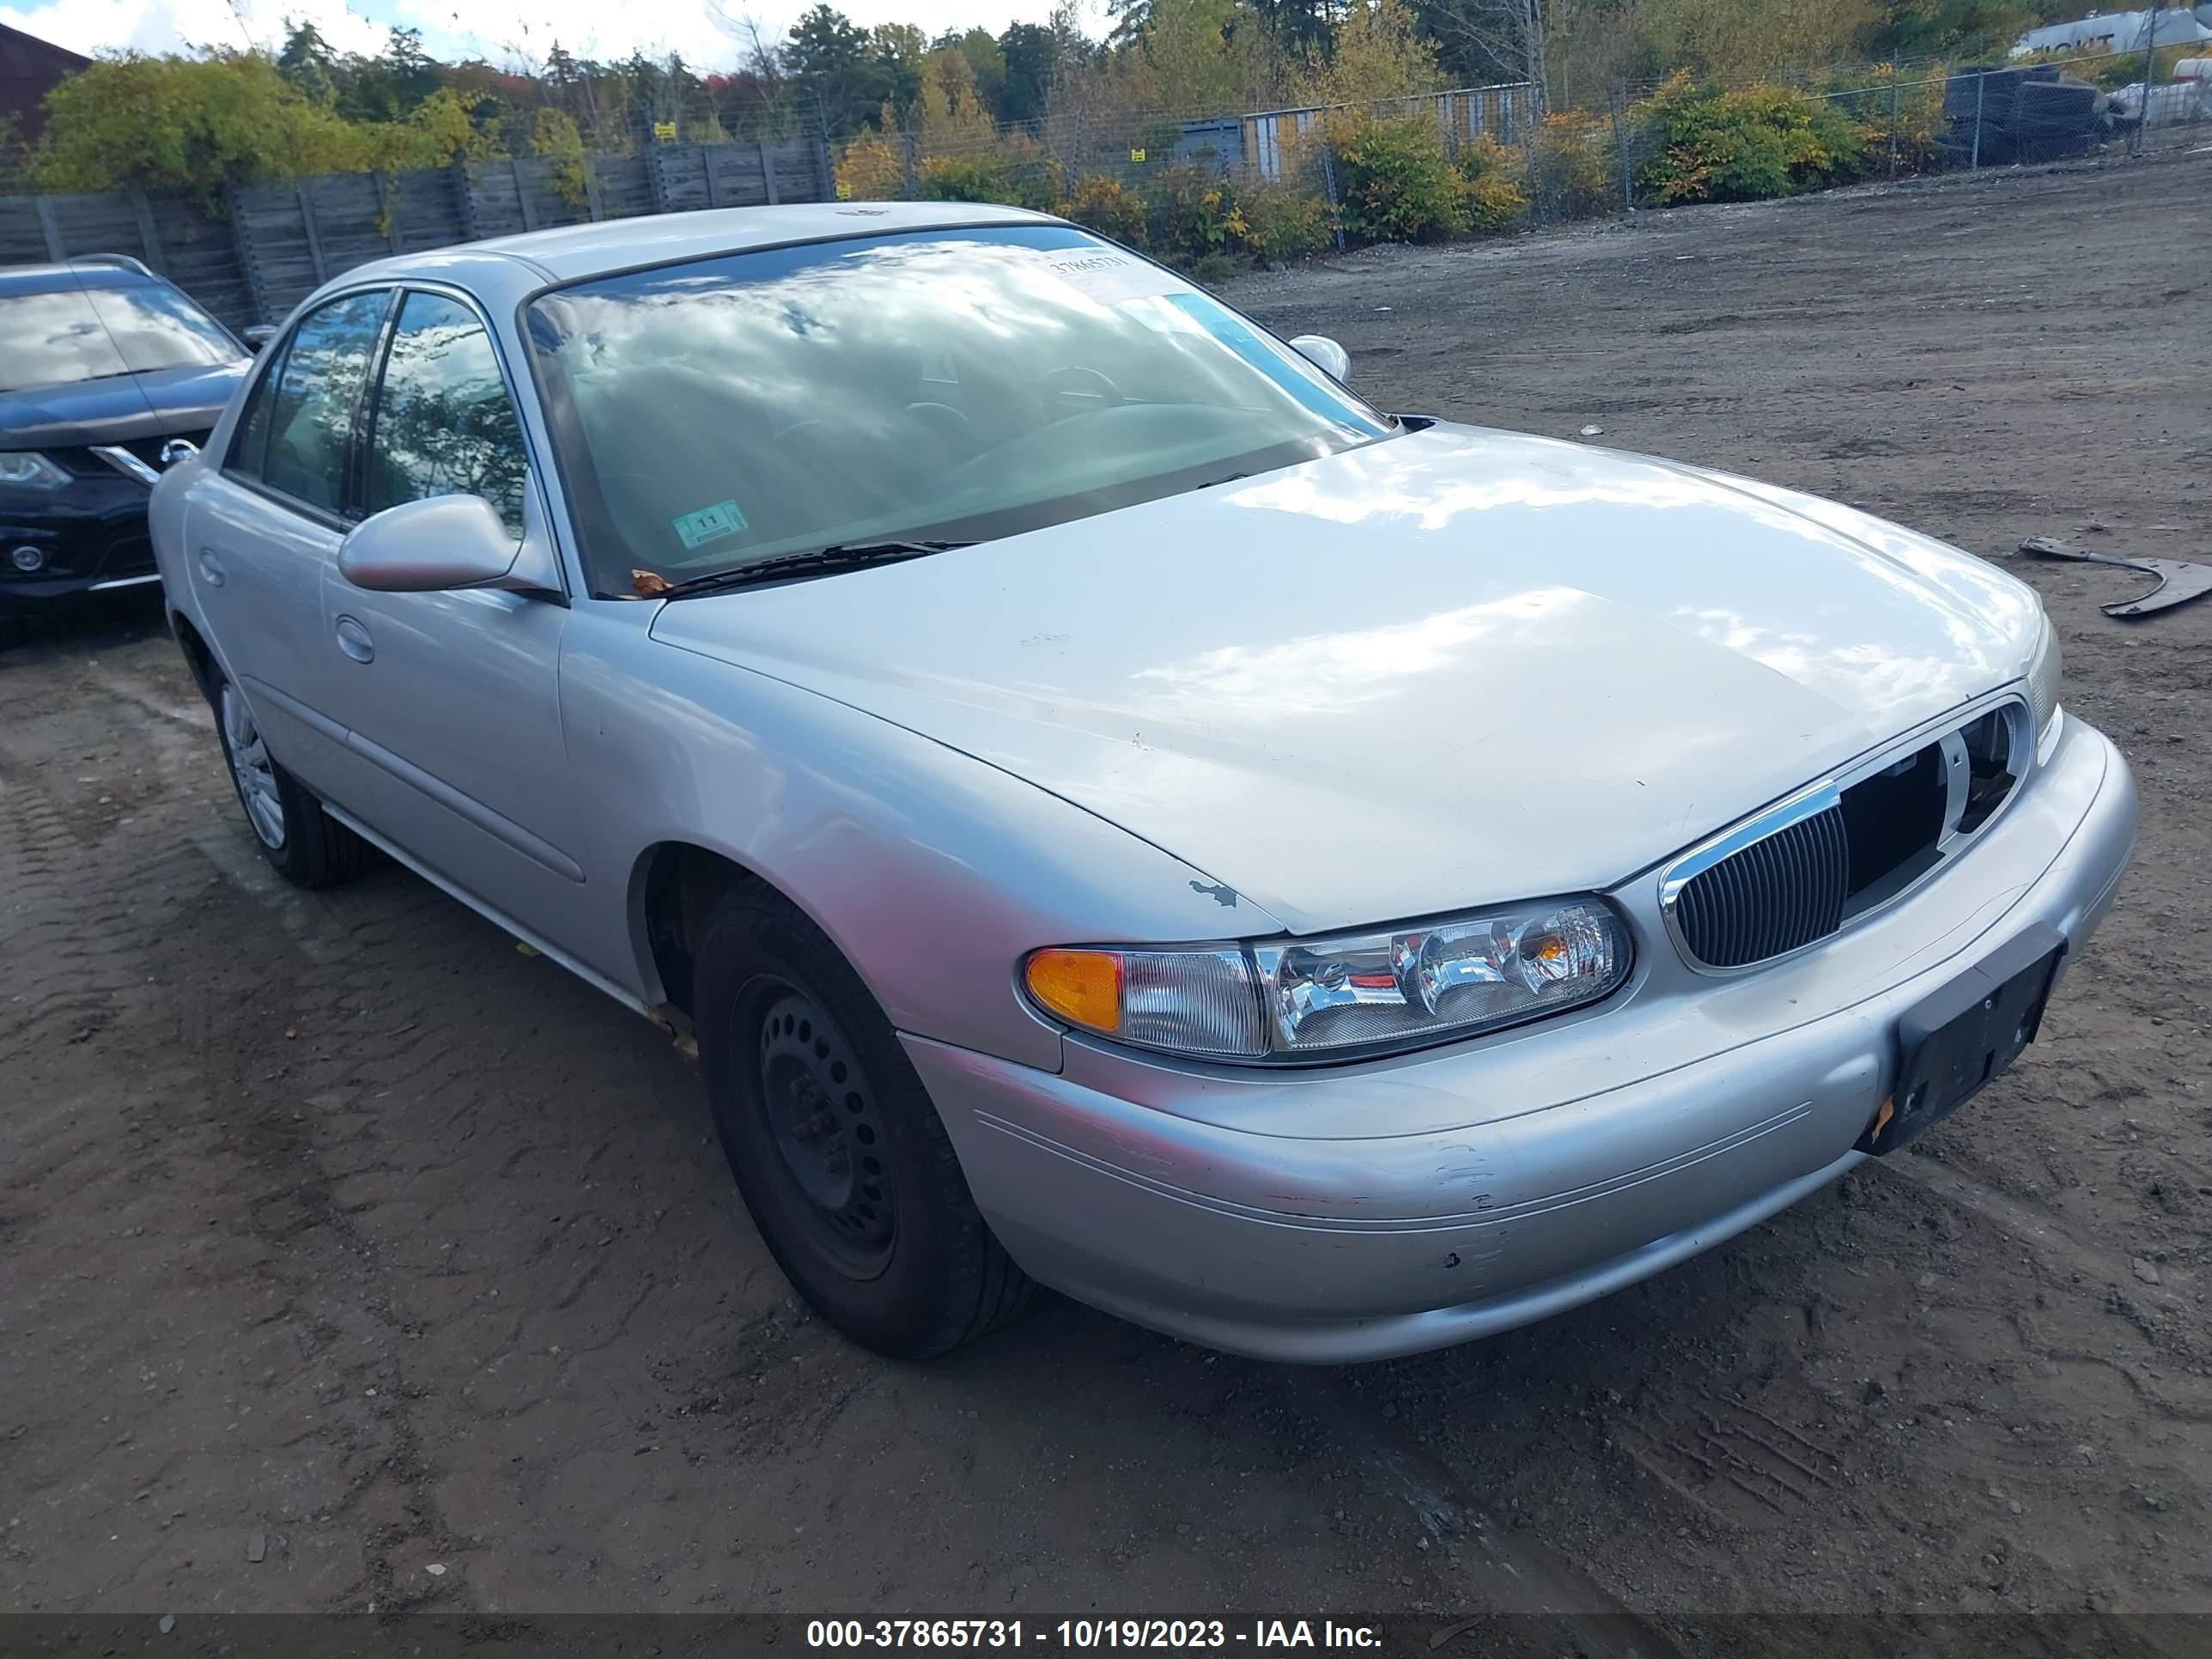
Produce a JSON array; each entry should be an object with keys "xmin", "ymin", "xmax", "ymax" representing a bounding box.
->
[
  {"xmin": 0, "ymin": 0, "xmax": 386, "ymax": 58},
  {"xmin": 1, "ymin": 0, "xmax": 1093, "ymax": 70}
]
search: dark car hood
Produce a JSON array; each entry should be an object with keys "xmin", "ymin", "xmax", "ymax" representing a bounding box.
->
[{"xmin": 0, "ymin": 362, "xmax": 249, "ymax": 448}]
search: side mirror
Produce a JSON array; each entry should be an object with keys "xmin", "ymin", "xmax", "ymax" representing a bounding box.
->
[
  {"xmin": 242, "ymin": 325, "xmax": 278, "ymax": 354},
  {"xmin": 339, "ymin": 493, "xmax": 559, "ymax": 596},
  {"xmin": 1289, "ymin": 334, "xmax": 1351, "ymax": 382}
]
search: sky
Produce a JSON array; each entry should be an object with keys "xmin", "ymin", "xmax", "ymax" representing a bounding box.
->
[{"xmin": 0, "ymin": 0, "xmax": 1095, "ymax": 73}]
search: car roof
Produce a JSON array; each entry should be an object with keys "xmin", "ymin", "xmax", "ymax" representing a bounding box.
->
[
  {"xmin": 0, "ymin": 258, "xmax": 165, "ymax": 297},
  {"xmin": 321, "ymin": 201, "xmax": 1059, "ymax": 295}
]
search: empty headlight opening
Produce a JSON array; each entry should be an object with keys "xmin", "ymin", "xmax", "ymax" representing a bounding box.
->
[
  {"xmin": 1838, "ymin": 704, "xmax": 2026, "ymax": 922},
  {"xmin": 1954, "ymin": 707, "xmax": 2020, "ymax": 835},
  {"xmin": 1668, "ymin": 696, "xmax": 2033, "ymax": 972}
]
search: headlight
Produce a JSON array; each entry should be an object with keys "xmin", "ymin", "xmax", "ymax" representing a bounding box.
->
[
  {"xmin": 0, "ymin": 451, "xmax": 70, "ymax": 489},
  {"xmin": 1023, "ymin": 898, "xmax": 1632, "ymax": 1063},
  {"xmin": 2026, "ymin": 613, "xmax": 2062, "ymax": 753}
]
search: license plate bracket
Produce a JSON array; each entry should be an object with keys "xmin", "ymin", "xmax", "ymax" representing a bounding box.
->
[{"xmin": 1860, "ymin": 923, "xmax": 2065, "ymax": 1157}]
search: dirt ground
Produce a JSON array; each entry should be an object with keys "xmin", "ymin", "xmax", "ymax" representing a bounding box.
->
[{"xmin": 3, "ymin": 150, "xmax": 2208, "ymax": 1648}]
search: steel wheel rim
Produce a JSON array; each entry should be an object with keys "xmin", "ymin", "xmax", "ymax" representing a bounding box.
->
[
  {"xmin": 757, "ymin": 986, "xmax": 895, "ymax": 1278},
  {"xmin": 219, "ymin": 683, "xmax": 286, "ymax": 850}
]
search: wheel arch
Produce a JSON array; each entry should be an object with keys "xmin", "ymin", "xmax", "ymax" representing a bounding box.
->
[
  {"xmin": 631, "ymin": 839, "xmax": 830, "ymax": 1021},
  {"xmin": 168, "ymin": 607, "xmax": 218, "ymax": 702}
]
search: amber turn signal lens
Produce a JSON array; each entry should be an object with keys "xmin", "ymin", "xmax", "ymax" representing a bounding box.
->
[{"xmin": 1024, "ymin": 949, "xmax": 1122, "ymax": 1033}]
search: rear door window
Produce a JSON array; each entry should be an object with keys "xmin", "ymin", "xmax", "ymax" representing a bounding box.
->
[{"xmin": 226, "ymin": 346, "xmax": 286, "ymax": 480}]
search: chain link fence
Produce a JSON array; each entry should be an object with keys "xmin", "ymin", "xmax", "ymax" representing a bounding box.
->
[
  {"xmin": 819, "ymin": 44, "xmax": 2204, "ymax": 263},
  {"xmin": 3, "ymin": 43, "xmax": 2203, "ymax": 325}
]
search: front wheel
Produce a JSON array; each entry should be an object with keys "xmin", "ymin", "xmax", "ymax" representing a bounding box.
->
[
  {"xmin": 211, "ymin": 672, "xmax": 370, "ymax": 889},
  {"xmin": 695, "ymin": 888, "xmax": 1034, "ymax": 1357}
]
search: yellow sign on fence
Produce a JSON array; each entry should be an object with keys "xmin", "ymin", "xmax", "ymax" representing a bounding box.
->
[
  {"xmin": 653, "ymin": 121, "xmax": 678, "ymax": 142},
  {"xmin": 1129, "ymin": 148, "xmax": 1146, "ymax": 162}
]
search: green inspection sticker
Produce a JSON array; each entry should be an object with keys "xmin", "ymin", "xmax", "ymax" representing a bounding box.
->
[{"xmin": 672, "ymin": 499, "xmax": 748, "ymax": 550}]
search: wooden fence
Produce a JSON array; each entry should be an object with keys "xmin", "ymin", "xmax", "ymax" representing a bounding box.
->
[{"xmin": 0, "ymin": 138, "xmax": 833, "ymax": 332}]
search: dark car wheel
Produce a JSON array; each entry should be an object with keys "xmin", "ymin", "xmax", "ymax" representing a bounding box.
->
[
  {"xmin": 695, "ymin": 887, "xmax": 1035, "ymax": 1357},
  {"xmin": 211, "ymin": 672, "xmax": 371, "ymax": 889}
]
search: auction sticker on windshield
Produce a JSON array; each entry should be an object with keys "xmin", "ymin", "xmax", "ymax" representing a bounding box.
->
[{"xmin": 1032, "ymin": 246, "xmax": 1184, "ymax": 307}]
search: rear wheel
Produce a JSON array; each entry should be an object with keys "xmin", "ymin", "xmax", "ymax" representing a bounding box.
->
[
  {"xmin": 211, "ymin": 672, "xmax": 370, "ymax": 888},
  {"xmin": 695, "ymin": 888, "xmax": 1034, "ymax": 1357}
]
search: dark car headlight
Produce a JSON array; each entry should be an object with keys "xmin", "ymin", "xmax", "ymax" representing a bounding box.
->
[{"xmin": 0, "ymin": 452, "xmax": 71, "ymax": 489}]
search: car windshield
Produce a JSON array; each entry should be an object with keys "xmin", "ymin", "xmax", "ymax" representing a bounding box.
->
[
  {"xmin": 525, "ymin": 224, "xmax": 1395, "ymax": 596},
  {"xmin": 0, "ymin": 281, "xmax": 241, "ymax": 395}
]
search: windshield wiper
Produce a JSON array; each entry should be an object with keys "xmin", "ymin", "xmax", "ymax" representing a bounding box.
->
[{"xmin": 653, "ymin": 539, "xmax": 973, "ymax": 600}]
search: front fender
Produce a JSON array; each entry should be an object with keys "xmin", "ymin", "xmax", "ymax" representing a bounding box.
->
[{"xmin": 560, "ymin": 608, "xmax": 1288, "ymax": 1074}]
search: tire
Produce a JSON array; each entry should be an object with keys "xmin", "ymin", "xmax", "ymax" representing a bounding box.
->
[
  {"xmin": 694, "ymin": 886, "xmax": 1035, "ymax": 1358},
  {"xmin": 210, "ymin": 670, "xmax": 371, "ymax": 889}
]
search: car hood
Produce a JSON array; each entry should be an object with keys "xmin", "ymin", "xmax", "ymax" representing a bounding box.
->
[
  {"xmin": 0, "ymin": 362, "xmax": 249, "ymax": 449},
  {"xmin": 649, "ymin": 424, "xmax": 2043, "ymax": 935}
]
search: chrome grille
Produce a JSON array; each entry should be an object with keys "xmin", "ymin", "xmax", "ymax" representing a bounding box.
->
[{"xmin": 1670, "ymin": 803, "xmax": 1850, "ymax": 969}]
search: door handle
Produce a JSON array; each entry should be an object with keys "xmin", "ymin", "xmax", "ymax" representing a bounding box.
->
[
  {"xmin": 334, "ymin": 614, "xmax": 374, "ymax": 664},
  {"xmin": 197, "ymin": 549, "xmax": 225, "ymax": 587}
]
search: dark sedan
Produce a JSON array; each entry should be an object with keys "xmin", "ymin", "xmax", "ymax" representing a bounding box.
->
[{"xmin": 1, "ymin": 256, "xmax": 252, "ymax": 637}]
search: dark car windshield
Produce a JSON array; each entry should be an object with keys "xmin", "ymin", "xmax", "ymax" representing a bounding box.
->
[
  {"xmin": 525, "ymin": 225, "xmax": 1395, "ymax": 596},
  {"xmin": 0, "ymin": 281, "xmax": 243, "ymax": 395}
]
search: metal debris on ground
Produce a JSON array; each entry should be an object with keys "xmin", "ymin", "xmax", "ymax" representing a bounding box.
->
[{"xmin": 2017, "ymin": 536, "xmax": 2212, "ymax": 618}]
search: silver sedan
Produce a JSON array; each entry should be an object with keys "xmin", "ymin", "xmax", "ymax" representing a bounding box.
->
[{"xmin": 151, "ymin": 204, "xmax": 2136, "ymax": 1362}]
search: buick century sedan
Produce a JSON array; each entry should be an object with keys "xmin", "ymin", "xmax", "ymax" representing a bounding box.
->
[{"xmin": 151, "ymin": 204, "xmax": 2136, "ymax": 1361}]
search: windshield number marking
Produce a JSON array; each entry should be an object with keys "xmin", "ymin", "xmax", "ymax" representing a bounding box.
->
[{"xmin": 672, "ymin": 500, "xmax": 748, "ymax": 550}]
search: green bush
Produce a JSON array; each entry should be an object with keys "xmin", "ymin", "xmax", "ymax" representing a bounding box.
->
[
  {"xmin": 1454, "ymin": 131, "xmax": 1528, "ymax": 231},
  {"xmin": 1326, "ymin": 112, "xmax": 1467, "ymax": 245},
  {"xmin": 1237, "ymin": 178, "xmax": 1334, "ymax": 262},
  {"xmin": 1634, "ymin": 71, "xmax": 1871, "ymax": 205},
  {"xmin": 1522, "ymin": 114, "xmax": 1614, "ymax": 221},
  {"xmin": 1060, "ymin": 173, "xmax": 1148, "ymax": 246},
  {"xmin": 916, "ymin": 139, "xmax": 1064, "ymax": 212},
  {"xmin": 1143, "ymin": 164, "xmax": 1245, "ymax": 269}
]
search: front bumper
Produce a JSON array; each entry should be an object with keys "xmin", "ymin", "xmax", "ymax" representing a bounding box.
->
[
  {"xmin": 905, "ymin": 714, "xmax": 2136, "ymax": 1363},
  {"xmin": 0, "ymin": 479, "xmax": 161, "ymax": 612}
]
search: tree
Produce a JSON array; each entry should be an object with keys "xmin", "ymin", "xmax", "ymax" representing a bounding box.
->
[
  {"xmin": 339, "ymin": 27, "xmax": 444, "ymax": 125},
  {"xmin": 705, "ymin": 9, "xmax": 798, "ymax": 137},
  {"xmin": 785, "ymin": 5, "xmax": 883, "ymax": 136},
  {"xmin": 997, "ymin": 22, "xmax": 1060, "ymax": 123},
  {"xmin": 1631, "ymin": 0, "xmax": 1886, "ymax": 85},
  {"xmin": 1869, "ymin": 0, "xmax": 2044, "ymax": 61},
  {"xmin": 1301, "ymin": 0, "xmax": 1444, "ymax": 103},
  {"xmin": 1139, "ymin": 0, "xmax": 1285, "ymax": 112},
  {"xmin": 26, "ymin": 50, "xmax": 486, "ymax": 201},
  {"xmin": 1251, "ymin": 0, "xmax": 1335, "ymax": 58},
  {"xmin": 30, "ymin": 52, "xmax": 361, "ymax": 198},
  {"xmin": 1418, "ymin": 0, "xmax": 1565, "ymax": 112},
  {"xmin": 276, "ymin": 21, "xmax": 338, "ymax": 107},
  {"xmin": 950, "ymin": 27, "xmax": 1009, "ymax": 120},
  {"xmin": 870, "ymin": 23, "xmax": 930, "ymax": 119}
]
